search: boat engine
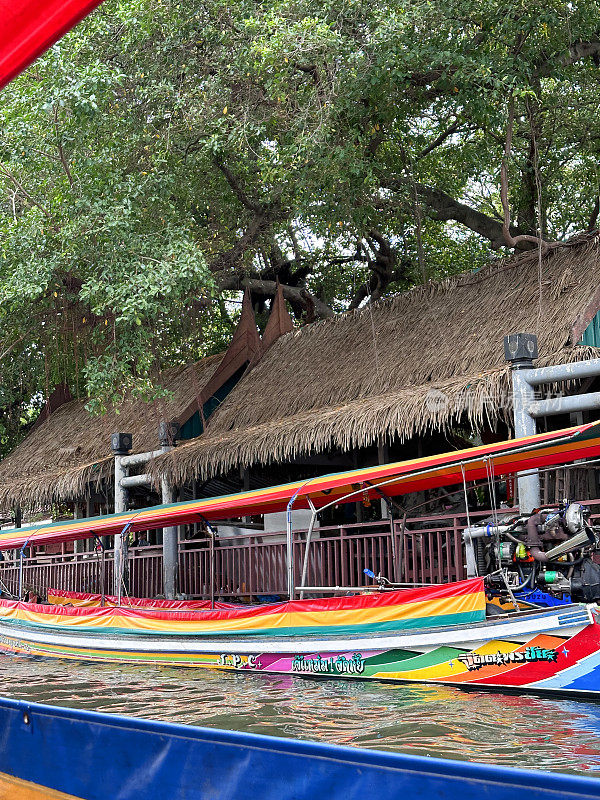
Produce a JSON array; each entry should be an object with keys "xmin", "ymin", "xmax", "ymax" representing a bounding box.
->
[{"xmin": 462, "ymin": 502, "xmax": 600, "ymax": 604}]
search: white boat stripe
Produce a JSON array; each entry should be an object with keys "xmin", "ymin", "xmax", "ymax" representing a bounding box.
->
[{"xmin": 0, "ymin": 608, "xmax": 589, "ymax": 656}]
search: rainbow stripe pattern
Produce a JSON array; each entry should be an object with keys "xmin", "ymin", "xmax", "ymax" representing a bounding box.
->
[{"xmin": 0, "ymin": 579, "xmax": 485, "ymax": 638}]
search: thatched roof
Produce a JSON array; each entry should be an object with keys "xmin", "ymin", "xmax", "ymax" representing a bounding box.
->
[
  {"xmin": 0, "ymin": 285, "xmax": 296, "ymax": 511},
  {"xmin": 0, "ymin": 355, "xmax": 222, "ymax": 510},
  {"xmin": 151, "ymin": 234, "xmax": 600, "ymax": 486}
]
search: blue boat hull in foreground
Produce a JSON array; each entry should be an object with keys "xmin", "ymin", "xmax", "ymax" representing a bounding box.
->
[{"xmin": 0, "ymin": 697, "xmax": 600, "ymax": 799}]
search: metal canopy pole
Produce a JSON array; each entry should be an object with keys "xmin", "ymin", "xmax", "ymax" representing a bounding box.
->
[
  {"xmin": 18, "ymin": 547, "xmax": 24, "ymax": 601},
  {"xmin": 504, "ymin": 333, "xmax": 541, "ymax": 514},
  {"xmin": 299, "ymin": 499, "xmax": 317, "ymax": 600},
  {"xmin": 285, "ymin": 475, "xmax": 322, "ymax": 600},
  {"xmin": 198, "ymin": 515, "xmax": 217, "ymax": 610},
  {"xmin": 285, "ymin": 499, "xmax": 295, "ymax": 600}
]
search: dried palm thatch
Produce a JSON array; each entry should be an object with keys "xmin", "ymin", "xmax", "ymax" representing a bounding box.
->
[
  {"xmin": 0, "ymin": 355, "xmax": 222, "ymax": 511},
  {"xmin": 151, "ymin": 234, "xmax": 600, "ymax": 486}
]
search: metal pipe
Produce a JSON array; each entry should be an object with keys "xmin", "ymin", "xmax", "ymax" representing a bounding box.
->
[
  {"xmin": 511, "ymin": 368, "xmax": 541, "ymax": 513},
  {"xmin": 101, "ymin": 541, "xmax": 106, "ymax": 607},
  {"xmin": 197, "ymin": 514, "xmax": 217, "ymax": 610},
  {"xmin": 285, "ymin": 476, "xmax": 319, "ymax": 599},
  {"xmin": 209, "ymin": 530, "xmax": 215, "ymax": 611},
  {"xmin": 295, "ymin": 586, "xmax": 370, "ymax": 593},
  {"xmin": 119, "ymin": 473, "xmax": 152, "ymax": 488},
  {"xmin": 18, "ymin": 549, "xmax": 23, "ymax": 601},
  {"xmin": 296, "ymin": 583, "xmax": 434, "ymax": 592},
  {"xmin": 524, "ymin": 358, "xmax": 600, "ymax": 387},
  {"xmin": 461, "ymin": 524, "xmax": 513, "ymax": 540},
  {"xmin": 120, "ymin": 449, "xmax": 163, "ymax": 468},
  {"xmin": 504, "ymin": 335, "xmax": 541, "ymax": 514},
  {"xmin": 285, "ymin": 500, "xmax": 295, "ymax": 600},
  {"xmin": 299, "ymin": 500, "xmax": 318, "ymax": 600},
  {"xmin": 528, "ymin": 392, "xmax": 600, "ymax": 418}
]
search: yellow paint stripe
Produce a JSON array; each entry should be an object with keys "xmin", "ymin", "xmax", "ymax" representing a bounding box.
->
[{"xmin": 0, "ymin": 771, "xmax": 84, "ymax": 800}]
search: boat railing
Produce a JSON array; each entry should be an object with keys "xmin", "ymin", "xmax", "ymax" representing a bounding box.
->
[{"xmin": 2, "ymin": 499, "xmax": 600, "ymax": 600}]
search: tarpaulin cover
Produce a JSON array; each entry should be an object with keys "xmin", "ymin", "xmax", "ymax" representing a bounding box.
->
[
  {"xmin": 0, "ymin": 697, "xmax": 599, "ymax": 800},
  {"xmin": 47, "ymin": 587, "xmax": 236, "ymax": 610},
  {"xmin": 0, "ymin": 0, "xmax": 106, "ymax": 89},
  {"xmin": 2, "ymin": 421, "xmax": 600, "ymax": 551},
  {"xmin": 0, "ymin": 578, "xmax": 485, "ymax": 637}
]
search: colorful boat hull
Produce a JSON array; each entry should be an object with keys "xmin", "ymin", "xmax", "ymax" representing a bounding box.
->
[{"xmin": 0, "ymin": 580, "xmax": 599, "ymax": 696}]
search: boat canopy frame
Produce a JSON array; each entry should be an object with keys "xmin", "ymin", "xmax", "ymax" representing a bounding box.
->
[{"xmin": 2, "ymin": 420, "xmax": 600, "ymax": 602}]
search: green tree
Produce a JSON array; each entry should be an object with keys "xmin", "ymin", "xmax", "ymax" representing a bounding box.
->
[{"xmin": 1, "ymin": 0, "xmax": 599, "ymax": 429}]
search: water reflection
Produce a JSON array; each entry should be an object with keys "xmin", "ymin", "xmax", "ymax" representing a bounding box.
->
[{"xmin": 2, "ymin": 654, "xmax": 600, "ymax": 774}]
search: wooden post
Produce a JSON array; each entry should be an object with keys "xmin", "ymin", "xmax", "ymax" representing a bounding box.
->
[{"xmin": 241, "ymin": 467, "xmax": 250, "ymax": 524}]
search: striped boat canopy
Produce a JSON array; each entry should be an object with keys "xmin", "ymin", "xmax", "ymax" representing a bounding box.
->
[
  {"xmin": 0, "ymin": 0, "xmax": 106, "ymax": 90},
  {"xmin": 1, "ymin": 420, "xmax": 600, "ymax": 551}
]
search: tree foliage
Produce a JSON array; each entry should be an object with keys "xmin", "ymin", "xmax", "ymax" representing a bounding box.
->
[{"xmin": 1, "ymin": 0, "xmax": 599, "ymax": 444}]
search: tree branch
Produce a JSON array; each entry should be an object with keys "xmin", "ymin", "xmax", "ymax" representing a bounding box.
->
[
  {"xmin": 214, "ymin": 158, "xmax": 263, "ymax": 213},
  {"xmin": 417, "ymin": 119, "xmax": 462, "ymax": 159},
  {"xmin": 384, "ymin": 177, "xmax": 521, "ymax": 248},
  {"xmin": 53, "ymin": 106, "xmax": 74, "ymax": 188},
  {"xmin": 588, "ymin": 196, "xmax": 600, "ymax": 232},
  {"xmin": 0, "ymin": 165, "xmax": 54, "ymax": 222},
  {"xmin": 500, "ymin": 97, "xmax": 556, "ymax": 251},
  {"xmin": 208, "ymin": 211, "xmax": 272, "ymax": 273},
  {"xmin": 215, "ymin": 272, "xmax": 334, "ymax": 318},
  {"xmin": 537, "ymin": 40, "xmax": 600, "ymax": 76}
]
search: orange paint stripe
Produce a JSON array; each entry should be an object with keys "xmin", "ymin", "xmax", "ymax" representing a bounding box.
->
[
  {"xmin": 0, "ymin": 772, "xmax": 84, "ymax": 800},
  {"xmin": 446, "ymin": 633, "xmax": 567, "ymax": 683}
]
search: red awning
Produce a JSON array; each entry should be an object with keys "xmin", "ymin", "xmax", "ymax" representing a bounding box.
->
[
  {"xmin": 0, "ymin": 0, "xmax": 105, "ymax": 89},
  {"xmin": 1, "ymin": 420, "xmax": 600, "ymax": 551}
]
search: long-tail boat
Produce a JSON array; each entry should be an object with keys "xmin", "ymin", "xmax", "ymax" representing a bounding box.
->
[{"xmin": 1, "ymin": 421, "xmax": 600, "ymax": 697}]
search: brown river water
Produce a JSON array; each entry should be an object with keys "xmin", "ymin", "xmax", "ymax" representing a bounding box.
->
[{"xmin": 1, "ymin": 653, "xmax": 600, "ymax": 775}]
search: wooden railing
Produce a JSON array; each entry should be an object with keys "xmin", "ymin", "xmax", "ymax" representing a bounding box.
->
[{"xmin": 2, "ymin": 499, "xmax": 600, "ymax": 600}]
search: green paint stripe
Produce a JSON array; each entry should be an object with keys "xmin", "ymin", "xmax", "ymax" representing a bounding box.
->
[
  {"xmin": 363, "ymin": 649, "xmax": 416, "ymax": 666},
  {"xmin": 364, "ymin": 645, "xmax": 466, "ymax": 674}
]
